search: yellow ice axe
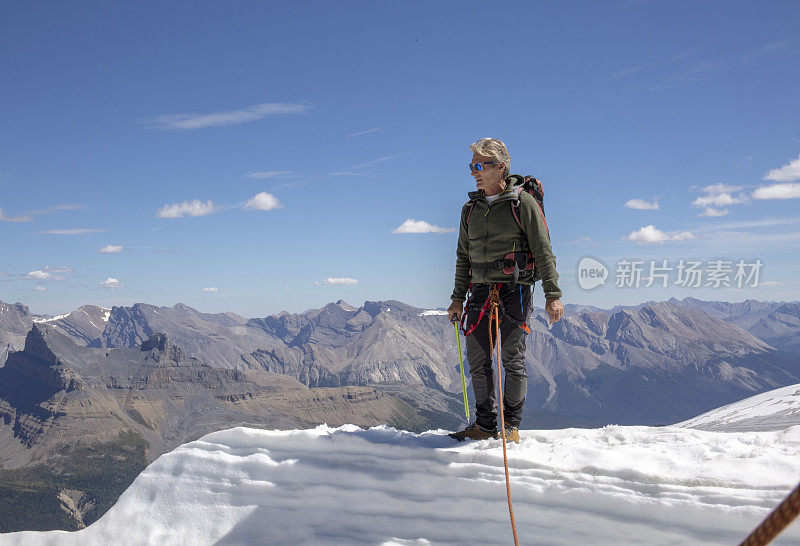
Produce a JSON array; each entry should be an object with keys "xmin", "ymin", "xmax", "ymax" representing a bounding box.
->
[{"xmin": 453, "ymin": 320, "xmax": 470, "ymax": 422}]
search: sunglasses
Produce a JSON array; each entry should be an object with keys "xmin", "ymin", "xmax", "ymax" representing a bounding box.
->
[{"xmin": 468, "ymin": 161, "xmax": 497, "ymax": 173}]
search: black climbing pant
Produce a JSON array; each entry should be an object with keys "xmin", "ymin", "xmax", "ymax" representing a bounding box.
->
[{"xmin": 465, "ymin": 283, "xmax": 532, "ymax": 430}]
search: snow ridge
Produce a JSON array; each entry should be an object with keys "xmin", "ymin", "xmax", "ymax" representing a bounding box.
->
[{"xmin": 6, "ymin": 424, "xmax": 799, "ymax": 545}]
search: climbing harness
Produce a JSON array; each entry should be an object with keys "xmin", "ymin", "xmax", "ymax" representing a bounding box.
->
[
  {"xmin": 739, "ymin": 480, "xmax": 800, "ymax": 546},
  {"xmin": 488, "ymin": 284, "xmax": 520, "ymax": 546},
  {"xmin": 452, "ymin": 320, "xmax": 470, "ymax": 423},
  {"xmin": 460, "ymin": 284, "xmax": 531, "ymax": 338}
]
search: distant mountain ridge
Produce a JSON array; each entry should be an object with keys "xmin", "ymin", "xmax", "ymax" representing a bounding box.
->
[{"xmin": 3, "ymin": 296, "xmax": 799, "ymax": 428}]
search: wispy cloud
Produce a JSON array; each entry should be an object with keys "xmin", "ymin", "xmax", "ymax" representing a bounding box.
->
[
  {"xmin": 648, "ymin": 56, "xmax": 723, "ymax": 91},
  {"xmin": 742, "ymin": 39, "xmax": 793, "ymax": 63},
  {"xmin": 698, "ymin": 207, "xmax": 728, "ymax": 217},
  {"xmin": 352, "ymin": 155, "xmax": 401, "ymax": 170},
  {"xmin": 0, "ymin": 207, "xmax": 34, "ymax": 222},
  {"xmin": 625, "ymin": 198, "xmax": 659, "ymax": 210},
  {"xmin": 759, "ymin": 281, "xmax": 786, "ymax": 287},
  {"xmin": 202, "ymin": 286, "xmax": 219, "ymax": 293},
  {"xmin": 157, "ymin": 199, "xmax": 218, "ymax": 218},
  {"xmin": 37, "ymin": 228, "xmax": 106, "ymax": 235},
  {"xmin": 392, "ymin": 219, "xmax": 455, "ymax": 234},
  {"xmin": 99, "ymin": 244, "xmax": 124, "ymax": 253},
  {"xmin": 567, "ymin": 236, "xmax": 593, "ymax": 245},
  {"xmin": 33, "ymin": 286, "xmax": 47, "ymax": 291},
  {"xmin": 245, "ymin": 171, "xmax": 293, "ymax": 179},
  {"xmin": 315, "ymin": 277, "xmax": 359, "ymax": 286},
  {"xmin": 347, "ymin": 128, "xmax": 383, "ymax": 138},
  {"xmin": 142, "ymin": 102, "xmax": 311, "ymax": 130},
  {"xmin": 42, "ymin": 265, "xmax": 74, "ymax": 273},
  {"xmin": 611, "ymin": 66, "xmax": 643, "ymax": 78},
  {"xmin": 693, "ymin": 217, "xmax": 800, "ymax": 231},
  {"xmin": 329, "ymin": 171, "xmax": 370, "ymax": 177},
  {"xmin": 624, "ymin": 225, "xmax": 696, "ymax": 245},
  {"xmin": 243, "ymin": 192, "xmax": 282, "ymax": 211},
  {"xmin": 668, "ymin": 46, "xmax": 704, "ymax": 63},
  {"xmin": 23, "ymin": 204, "xmax": 88, "ymax": 216}
]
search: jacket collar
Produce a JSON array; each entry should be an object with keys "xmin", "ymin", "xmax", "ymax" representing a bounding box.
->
[{"xmin": 468, "ymin": 174, "xmax": 525, "ymax": 202}]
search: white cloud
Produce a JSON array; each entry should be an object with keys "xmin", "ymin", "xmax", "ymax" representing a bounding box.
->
[
  {"xmin": 315, "ymin": 277, "xmax": 359, "ymax": 286},
  {"xmin": 625, "ymin": 198, "xmax": 659, "ymax": 210},
  {"xmin": 752, "ymin": 182, "xmax": 800, "ymax": 200},
  {"xmin": 691, "ymin": 183, "xmax": 748, "ymax": 210},
  {"xmin": 202, "ymin": 287, "xmax": 219, "ymax": 293},
  {"xmin": 26, "ymin": 269, "xmax": 66, "ymax": 281},
  {"xmin": 33, "ymin": 286, "xmax": 47, "ymax": 291},
  {"xmin": 698, "ymin": 207, "xmax": 729, "ymax": 217},
  {"xmin": 101, "ymin": 277, "xmax": 123, "ymax": 289},
  {"xmin": 157, "ymin": 199, "xmax": 217, "ymax": 218},
  {"xmin": 244, "ymin": 192, "xmax": 282, "ymax": 211},
  {"xmin": 391, "ymin": 219, "xmax": 455, "ymax": 234},
  {"xmin": 142, "ymin": 102, "xmax": 311, "ymax": 130},
  {"xmin": 764, "ymin": 154, "xmax": 800, "ymax": 182},
  {"xmin": 99, "ymin": 244, "xmax": 124, "ymax": 253},
  {"xmin": 624, "ymin": 225, "xmax": 697, "ymax": 245},
  {"xmin": 245, "ymin": 171, "xmax": 293, "ymax": 179},
  {"xmin": 669, "ymin": 231, "xmax": 696, "ymax": 241},
  {"xmin": 0, "ymin": 207, "xmax": 34, "ymax": 222},
  {"xmin": 37, "ymin": 228, "xmax": 106, "ymax": 235}
]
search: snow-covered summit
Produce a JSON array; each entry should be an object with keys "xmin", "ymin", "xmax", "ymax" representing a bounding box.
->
[{"xmin": 4, "ymin": 424, "xmax": 799, "ymax": 545}]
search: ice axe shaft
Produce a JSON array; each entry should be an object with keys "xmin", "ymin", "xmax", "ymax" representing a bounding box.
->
[{"xmin": 453, "ymin": 320, "xmax": 470, "ymax": 421}]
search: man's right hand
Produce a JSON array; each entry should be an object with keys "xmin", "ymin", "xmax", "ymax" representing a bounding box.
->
[{"xmin": 447, "ymin": 300, "xmax": 463, "ymax": 323}]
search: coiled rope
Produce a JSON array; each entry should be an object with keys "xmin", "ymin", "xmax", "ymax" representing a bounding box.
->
[
  {"xmin": 739, "ymin": 481, "xmax": 800, "ymax": 546},
  {"xmin": 488, "ymin": 285, "xmax": 520, "ymax": 546}
]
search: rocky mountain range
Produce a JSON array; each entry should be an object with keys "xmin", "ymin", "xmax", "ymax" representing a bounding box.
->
[{"xmin": 3, "ymin": 296, "xmax": 800, "ymax": 428}]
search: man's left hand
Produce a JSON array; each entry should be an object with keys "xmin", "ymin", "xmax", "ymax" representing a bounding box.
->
[{"xmin": 545, "ymin": 298, "xmax": 564, "ymax": 325}]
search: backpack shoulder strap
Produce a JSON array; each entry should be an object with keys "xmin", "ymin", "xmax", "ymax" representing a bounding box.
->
[{"xmin": 465, "ymin": 201, "xmax": 476, "ymax": 227}]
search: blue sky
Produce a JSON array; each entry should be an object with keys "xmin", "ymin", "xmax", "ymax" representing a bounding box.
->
[{"xmin": 2, "ymin": 1, "xmax": 799, "ymax": 317}]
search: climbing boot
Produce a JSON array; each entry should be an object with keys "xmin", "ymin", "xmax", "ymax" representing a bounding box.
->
[
  {"xmin": 502, "ymin": 425, "xmax": 520, "ymax": 444},
  {"xmin": 448, "ymin": 422, "xmax": 499, "ymax": 442}
]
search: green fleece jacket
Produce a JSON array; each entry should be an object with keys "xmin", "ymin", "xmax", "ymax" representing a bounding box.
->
[{"xmin": 450, "ymin": 175, "xmax": 562, "ymax": 302}]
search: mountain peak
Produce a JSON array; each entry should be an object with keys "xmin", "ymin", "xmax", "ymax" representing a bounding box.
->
[
  {"xmin": 335, "ymin": 299, "xmax": 357, "ymax": 311},
  {"xmin": 139, "ymin": 333, "xmax": 192, "ymax": 366},
  {"xmin": 23, "ymin": 323, "xmax": 60, "ymax": 365}
]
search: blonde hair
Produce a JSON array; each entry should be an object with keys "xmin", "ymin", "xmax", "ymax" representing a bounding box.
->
[{"xmin": 470, "ymin": 138, "xmax": 510, "ymax": 177}]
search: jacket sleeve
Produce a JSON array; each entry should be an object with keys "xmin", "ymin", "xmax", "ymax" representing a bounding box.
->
[
  {"xmin": 519, "ymin": 194, "xmax": 562, "ymax": 300},
  {"xmin": 450, "ymin": 203, "xmax": 472, "ymax": 302}
]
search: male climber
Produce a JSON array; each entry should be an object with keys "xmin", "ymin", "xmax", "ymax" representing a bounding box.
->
[{"xmin": 447, "ymin": 137, "xmax": 564, "ymax": 443}]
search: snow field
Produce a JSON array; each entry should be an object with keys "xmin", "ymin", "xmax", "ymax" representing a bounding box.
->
[{"xmin": 3, "ymin": 424, "xmax": 799, "ymax": 545}]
